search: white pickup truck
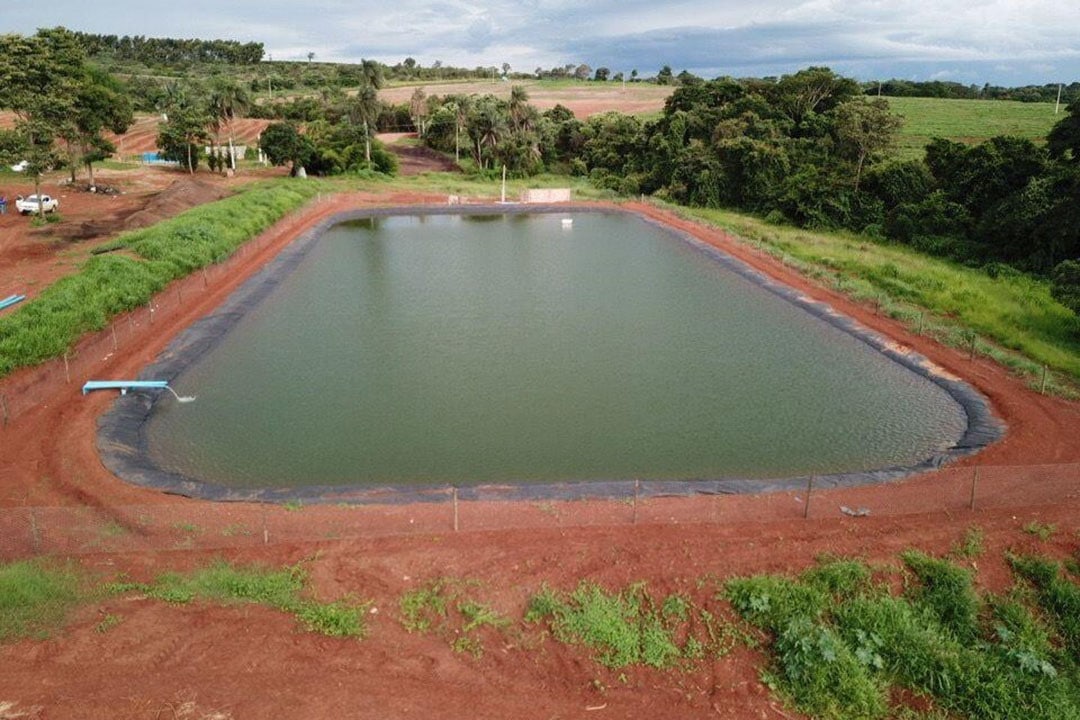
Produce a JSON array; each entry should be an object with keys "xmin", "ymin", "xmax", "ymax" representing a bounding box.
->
[{"xmin": 15, "ymin": 194, "xmax": 59, "ymax": 214}]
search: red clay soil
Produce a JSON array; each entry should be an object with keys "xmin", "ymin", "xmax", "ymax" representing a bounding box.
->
[
  {"xmin": 0, "ymin": 167, "xmax": 269, "ymax": 303},
  {"xmin": 0, "ymin": 194, "xmax": 1078, "ymax": 719}
]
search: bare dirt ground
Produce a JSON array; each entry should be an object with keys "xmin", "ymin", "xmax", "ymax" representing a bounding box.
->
[
  {"xmin": 0, "ymin": 179, "xmax": 1077, "ymax": 718},
  {"xmin": 0, "ymin": 165, "xmax": 286, "ymax": 302},
  {"xmin": 380, "ymin": 80, "xmax": 673, "ymax": 118},
  {"xmin": 379, "ymin": 133, "xmax": 461, "ymax": 174}
]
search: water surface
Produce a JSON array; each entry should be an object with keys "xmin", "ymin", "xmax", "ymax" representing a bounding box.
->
[{"xmin": 147, "ymin": 212, "xmax": 967, "ymax": 488}]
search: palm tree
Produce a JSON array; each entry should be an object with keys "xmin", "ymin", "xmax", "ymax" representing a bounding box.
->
[
  {"xmin": 508, "ymin": 85, "xmax": 529, "ymax": 131},
  {"xmin": 353, "ymin": 59, "xmax": 385, "ymax": 167},
  {"xmin": 208, "ymin": 78, "xmax": 250, "ymax": 171}
]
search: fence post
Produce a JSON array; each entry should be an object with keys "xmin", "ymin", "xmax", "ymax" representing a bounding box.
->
[
  {"xmin": 148, "ymin": 302, "xmax": 154, "ymax": 324},
  {"xmin": 203, "ymin": 267, "xmax": 210, "ymax": 287},
  {"xmin": 968, "ymin": 333, "xmax": 977, "ymax": 360},
  {"xmin": 29, "ymin": 508, "xmax": 41, "ymax": 553},
  {"xmin": 1039, "ymin": 365, "xmax": 1049, "ymax": 395},
  {"xmin": 0, "ymin": 394, "xmax": 8, "ymax": 427},
  {"xmin": 63, "ymin": 353, "xmax": 71, "ymax": 384},
  {"xmin": 804, "ymin": 476, "xmax": 814, "ymax": 519},
  {"xmin": 633, "ymin": 479, "xmax": 640, "ymax": 524},
  {"xmin": 917, "ymin": 312, "xmax": 924, "ymax": 335},
  {"xmin": 452, "ymin": 487, "xmax": 459, "ymax": 532},
  {"xmin": 262, "ymin": 507, "xmax": 269, "ymax": 545},
  {"xmin": 111, "ymin": 324, "xmax": 118, "ymax": 351},
  {"xmin": 969, "ymin": 468, "xmax": 979, "ymax": 511}
]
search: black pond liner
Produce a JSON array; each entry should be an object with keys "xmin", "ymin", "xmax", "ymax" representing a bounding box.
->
[{"xmin": 96, "ymin": 205, "xmax": 1005, "ymax": 505}]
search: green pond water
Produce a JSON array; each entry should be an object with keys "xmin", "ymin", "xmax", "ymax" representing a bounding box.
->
[{"xmin": 147, "ymin": 212, "xmax": 967, "ymax": 489}]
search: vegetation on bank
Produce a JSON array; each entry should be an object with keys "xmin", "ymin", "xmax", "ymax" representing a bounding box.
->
[
  {"xmin": 107, "ymin": 559, "xmax": 369, "ymax": 637},
  {"xmin": 6, "ymin": 545, "xmax": 1079, "ymax": 720},
  {"xmin": 671, "ymin": 203, "xmax": 1080, "ymax": 385},
  {"xmin": 0, "ymin": 182, "xmax": 318, "ymax": 378},
  {"xmin": 727, "ymin": 553, "xmax": 1080, "ymax": 720}
]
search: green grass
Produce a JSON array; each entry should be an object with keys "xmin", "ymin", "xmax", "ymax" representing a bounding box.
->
[
  {"xmin": 0, "ymin": 559, "xmax": 85, "ymax": 641},
  {"xmin": 1023, "ymin": 522, "xmax": 1058, "ymax": 541},
  {"xmin": 109, "ymin": 559, "xmax": 368, "ymax": 638},
  {"xmin": 671, "ymin": 203, "xmax": 1080, "ymax": 389},
  {"xmin": 1009, "ymin": 555, "xmax": 1080, "ymax": 662},
  {"xmin": 399, "ymin": 578, "xmax": 508, "ymax": 657},
  {"xmin": 950, "ymin": 525, "xmax": 986, "ymax": 559},
  {"xmin": 886, "ymin": 96, "xmax": 1062, "ymax": 160},
  {"xmin": 525, "ymin": 581, "xmax": 731, "ymax": 669},
  {"xmin": 727, "ymin": 553, "xmax": 1080, "ymax": 720},
  {"xmin": 0, "ymin": 180, "xmax": 319, "ymax": 379}
]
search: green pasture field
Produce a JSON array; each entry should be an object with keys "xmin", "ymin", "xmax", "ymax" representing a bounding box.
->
[{"xmin": 885, "ymin": 96, "xmax": 1063, "ymax": 160}]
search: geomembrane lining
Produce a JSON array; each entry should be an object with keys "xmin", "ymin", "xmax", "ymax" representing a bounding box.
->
[{"xmin": 96, "ymin": 205, "xmax": 1005, "ymax": 504}]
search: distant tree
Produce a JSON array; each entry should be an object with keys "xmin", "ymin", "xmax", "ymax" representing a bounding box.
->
[
  {"xmin": 409, "ymin": 87, "xmax": 429, "ymax": 137},
  {"xmin": 675, "ymin": 70, "xmax": 701, "ymax": 86},
  {"xmin": 1047, "ymin": 98, "xmax": 1080, "ymax": 163},
  {"xmin": 307, "ymin": 51, "xmax": 315, "ymax": 63},
  {"xmin": 352, "ymin": 59, "xmax": 385, "ymax": 166},
  {"xmin": 258, "ymin": 122, "xmax": 313, "ymax": 175},
  {"xmin": 832, "ymin": 98, "xmax": 902, "ymax": 192},
  {"xmin": 0, "ymin": 28, "xmax": 85, "ymax": 213},
  {"xmin": 64, "ymin": 64, "xmax": 133, "ymax": 185},
  {"xmin": 774, "ymin": 66, "xmax": 861, "ymax": 128},
  {"xmin": 157, "ymin": 102, "xmax": 210, "ymax": 173},
  {"xmin": 1051, "ymin": 260, "xmax": 1080, "ymax": 315},
  {"xmin": 207, "ymin": 78, "xmax": 250, "ymax": 171},
  {"xmin": 630, "ymin": 69, "xmax": 639, "ymax": 82},
  {"xmin": 502, "ymin": 62, "xmax": 511, "ymax": 77},
  {"xmin": 593, "ymin": 67, "xmax": 610, "ymax": 82},
  {"xmin": 656, "ymin": 66, "xmax": 674, "ymax": 85},
  {"xmin": 574, "ymin": 64, "xmax": 592, "ymax": 81}
]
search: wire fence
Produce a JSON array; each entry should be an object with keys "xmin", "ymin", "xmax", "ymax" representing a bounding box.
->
[
  {"xmin": 1, "ymin": 198, "xmax": 1076, "ymax": 561},
  {"xmin": 0, "ymin": 462, "xmax": 1076, "ymax": 561},
  {"xmin": 0, "ymin": 200, "xmax": 335, "ymax": 429}
]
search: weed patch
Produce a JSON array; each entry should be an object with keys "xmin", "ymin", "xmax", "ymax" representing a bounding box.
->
[
  {"xmin": 0, "ymin": 559, "xmax": 85, "ymax": 641},
  {"xmin": 108, "ymin": 559, "xmax": 368, "ymax": 638},
  {"xmin": 526, "ymin": 581, "xmax": 733, "ymax": 669},
  {"xmin": 728, "ymin": 554, "xmax": 1080, "ymax": 720},
  {"xmin": 399, "ymin": 578, "xmax": 508, "ymax": 657}
]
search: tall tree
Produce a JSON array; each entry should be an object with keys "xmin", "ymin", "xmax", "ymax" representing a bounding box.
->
[
  {"xmin": 832, "ymin": 98, "xmax": 902, "ymax": 192},
  {"xmin": 1047, "ymin": 98, "xmax": 1080, "ymax": 163},
  {"xmin": 0, "ymin": 29, "xmax": 85, "ymax": 215},
  {"xmin": 208, "ymin": 78, "xmax": 250, "ymax": 171},
  {"xmin": 68, "ymin": 65, "xmax": 133, "ymax": 186},
  {"xmin": 352, "ymin": 59, "xmax": 385, "ymax": 166}
]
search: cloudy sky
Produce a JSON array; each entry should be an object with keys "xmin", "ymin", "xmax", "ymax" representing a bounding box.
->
[{"xmin": 6, "ymin": 0, "xmax": 1080, "ymax": 85}]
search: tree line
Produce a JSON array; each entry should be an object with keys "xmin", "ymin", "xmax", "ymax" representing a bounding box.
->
[
  {"xmin": 1, "ymin": 29, "xmax": 1077, "ymax": 314},
  {"xmin": 71, "ymin": 32, "xmax": 264, "ymax": 65}
]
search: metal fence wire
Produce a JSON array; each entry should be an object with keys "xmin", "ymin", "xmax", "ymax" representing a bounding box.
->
[{"xmin": 0, "ymin": 462, "xmax": 1076, "ymax": 561}]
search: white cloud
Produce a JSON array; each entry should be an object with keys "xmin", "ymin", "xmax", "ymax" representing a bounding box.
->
[{"xmin": 5, "ymin": 0, "xmax": 1079, "ymax": 84}]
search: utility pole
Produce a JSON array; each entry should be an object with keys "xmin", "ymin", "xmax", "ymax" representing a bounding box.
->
[{"xmin": 1056, "ymin": 83, "xmax": 1063, "ymax": 114}]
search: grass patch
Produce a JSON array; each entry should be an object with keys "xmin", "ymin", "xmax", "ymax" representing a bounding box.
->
[
  {"xmin": 671, "ymin": 202, "xmax": 1080, "ymax": 389},
  {"xmin": 886, "ymin": 96, "xmax": 1060, "ymax": 161},
  {"xmin": 1009, "ymin": 555, "xmax": 1080, "ymax": 662},
  {"xmin": 0, "ymin": 559, "xmax": 85, "ymax": 641},
  {"xmin": 525, "ymin": 581, "xmax": 733, "ymax": 669},
  {"xmin": 0, "ymin": 180, "xmax": 319, "ymax": 379},
  {"xmin": 399, "ymin": 578, "xmax": 508, "ymax": 657},
  {"xmin": 1023, "ymin": 521, "xmax": 1058, "ymax": 541},
  {"xmin": 727, "ymin": 554, "xmax": 1080, "ymax": 720},
  {"xmin": 950, "ymin": 526, "xmax": 985, "ymax": 559},
  {"xmin": 109, "ymin": 559, "xmax": 368, "ymax": 638}
]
